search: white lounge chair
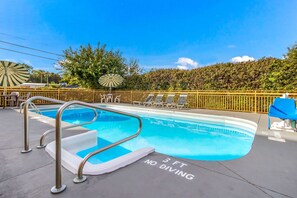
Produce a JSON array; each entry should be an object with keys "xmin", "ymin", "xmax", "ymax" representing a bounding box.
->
[
  {"xmin": 167, "ymin": 94, "xmax": 188, "ymax": 109},
  {"xmin": 133, "ymin": 94, "xmax": 154, "ymax": 105},
  {"xmin": 155, "ymin": 94, "xmax": 175, "ymax": 107}
]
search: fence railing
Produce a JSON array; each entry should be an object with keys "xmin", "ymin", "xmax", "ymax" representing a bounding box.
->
[{"xmin": 1, "ymin": 88, "xmax": 296, "ymax": 114}]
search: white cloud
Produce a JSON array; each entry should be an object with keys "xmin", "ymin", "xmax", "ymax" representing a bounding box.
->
[
  {"xmin": 54, "ymin": 59, "xmax": 70, "ymax": 70},
  {"xmin": 3, "ymin": 58, "xmax": 17, "ymax": 62},
  {"xmin": 231, "ymin": 55, "xmax": 255, "ymax": 63},
  {"xmin": 177, "ymin": 65, "xmax": 188, "ymax": 70},
  {"xmin": 54, "ymin": 64, "xmax": 63, "ymax": 70},
  {"xmin": 227, "ymin": 44, "xmax": 236, "ymax": 48},
  {"xmin": 175, "ymin": 57, "xmax": 198, "ymax": 70},
  {"xmin": 22, "ymin": 59, "xmax": 33, "ymax": 66}
]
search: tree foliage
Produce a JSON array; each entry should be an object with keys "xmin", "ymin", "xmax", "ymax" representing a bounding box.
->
[
  {"xmin": 261, "ymin": 44, "xmax": 297, "ymax": 90},
  {"xmin": 60, "ymin": 43, "xmax": 140, "ymax": 89},
  {"xmin": 29, "ymin": 70, "xmax": 61, "ymax": 84}
]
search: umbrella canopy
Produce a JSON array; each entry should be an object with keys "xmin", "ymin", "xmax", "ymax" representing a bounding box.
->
[
  {"xmin": 0, "ymin": 61, "xmax": 30, "ymax": 94},
  {"xmin": 99, "ymin": 74, "xmax": 124, "ymax": 93}
]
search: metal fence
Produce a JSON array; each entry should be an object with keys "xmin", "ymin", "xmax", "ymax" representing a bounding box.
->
[{"xmin": 1, "ymin": 88, "xmax": 296, "ymax": 113}]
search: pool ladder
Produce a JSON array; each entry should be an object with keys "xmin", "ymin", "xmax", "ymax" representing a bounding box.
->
[
  {"xmin": 21, "ymin": 96, "xmax": 66, "ymax": 153},
  {"xmin": 21, "ymin": 96, "xmax": 142, "ymax": 194}
]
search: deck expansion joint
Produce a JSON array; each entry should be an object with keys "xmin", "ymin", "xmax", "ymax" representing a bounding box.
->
[
  {"xmin": 218, "ymin": 162, "xmax": 294, "ymax": 198},
  {"xmin": 0, "ymin": 161, "xmax": 53, "ymax": 183}
]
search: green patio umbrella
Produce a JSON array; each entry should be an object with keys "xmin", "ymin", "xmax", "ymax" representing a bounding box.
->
[
  {"xmin": 98, "ymin": 74, "xmax": 124, "ymax": 93},
  {"xmin": 0, "ymin": 61, "xmax": 30, "ymax": 94}
]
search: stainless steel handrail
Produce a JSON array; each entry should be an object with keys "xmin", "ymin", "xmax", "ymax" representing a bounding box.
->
[
  {"xmin": 20, "ymin": 101, "xmax": 26, "ymax": 113},
  {"xmin": 36, "ymin": 110, "xmax": 98, "ymax": 148},
  {"xmin": 21, "ymin": 96, "xmax": 66, "ymax": 153},
  {"xmin": 51, "ymin": 100, "xmax": 142, "ymax": 194},
  {"xmin": 20, "ymin": 101, "xmax": 41, "ymax": 114}
]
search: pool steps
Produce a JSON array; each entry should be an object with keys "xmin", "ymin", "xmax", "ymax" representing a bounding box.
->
[{"xmin": 46, "ymin": 130, "xmax": 155, "ymax": 175}]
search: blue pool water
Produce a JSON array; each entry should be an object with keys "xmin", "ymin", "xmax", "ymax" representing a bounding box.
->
[
  {"xmin": 76, "ymin": 137, "xmax": 131, "ymax": 164},
  {"xmin": 39, "ymin": 107, "xmax": 255, "ymax": 162}
]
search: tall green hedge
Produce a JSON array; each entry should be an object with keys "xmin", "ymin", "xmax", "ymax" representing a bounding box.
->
[
  {"xmin": 123, "ymin": 44, "xmax": 297, "ymax": 90},
  {"xmin": 123, "ymin": 58, "xmax": 281, "ymax": 90}
]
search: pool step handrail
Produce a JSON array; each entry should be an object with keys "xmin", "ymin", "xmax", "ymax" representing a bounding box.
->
[
  {"xmin": 30, "ymin": 102, "xmax": 42, "ymax": 114},
  {"xmin": 21, "ymin": 96, "xmax": 66, "ymax": 153},
  {"xmin": 52, "ymin": 100, "xmax": 142, "ymax": 194},
  {"xmin": 20, "ymin": 101, "xmax": 41, "ymax": 114},
  {"xmin": 36, "ymin": 110, "xmax": 99, "ymax": 148}
]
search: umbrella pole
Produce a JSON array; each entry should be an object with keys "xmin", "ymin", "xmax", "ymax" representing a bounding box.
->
[
  {"xmin": 109, "ymin": 86, "xmax": 111, "ymax": 94},
  {"xmin": 3, "ymin": 74, "xmax": 7, "ymax": 95}
]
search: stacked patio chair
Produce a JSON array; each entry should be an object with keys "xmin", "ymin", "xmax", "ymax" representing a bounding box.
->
[
  {"xmin": 100, "ymin": 94, "xmax": 106, "ymax": 103},
  {"xmin": 167, "ymin": 94, "xmax": 188, "ymax": 109},
  {"xmin": 133, "ymin": 93, "xmax": 154, "ymax": 105},
  {"xmin": 154, "ymin": 94, "xmax": 175, "ymax": 108},
  {"xmin": 17, "ymin": 92, "xmax": 30, "ymax": 106},
  {"xmin": 144, "ymin": 94, "xmax": 164, "ymax": 106},
  {"xmin": 7, "ymin": 92, "xmax": 19, "ymax": 107}
]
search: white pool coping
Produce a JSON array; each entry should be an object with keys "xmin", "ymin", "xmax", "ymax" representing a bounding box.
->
[
  {"xmin": 45, "ymin": 130, "xmax": 155, "ymax": 175},
  {"xmin": 103, "ymin": 104, "xmax": 258, "ymax": 136}
]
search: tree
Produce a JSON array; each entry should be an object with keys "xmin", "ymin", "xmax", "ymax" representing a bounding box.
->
[
  {"xmin": 60, "ymin": 43, "xmax": 139, "ymax": 88},
  {"xmin": 262, "ymin": 44, "xmax": 297, "ymax": 90},
  {"xmin": 127, "ymin": 58, "xmax": 143, "ymax": 76},
  {"xmin": 29, "ymin": 70, "xmax": 61, "ymax": 84}
]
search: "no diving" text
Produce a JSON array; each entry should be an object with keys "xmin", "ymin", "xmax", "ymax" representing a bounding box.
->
[{"xmin": 144, "ymin": 158, "xmax": 195, "ymax": 181}]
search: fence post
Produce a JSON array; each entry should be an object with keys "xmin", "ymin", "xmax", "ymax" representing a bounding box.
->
[
  {"xmin": 92, "ymin": 90, "xmax": 95, "ymax": 103},
  {"xmin": 254, "ymin": 91, "xmax": 257, "ymax": 113},
  {"xmin": 57, "ymin": 89, "xmax": 60, "ymax": 100},
  {"xmin": 130, "ymin": 90, "xmax": 133, "ymax": 104},
  {"xmin": 196, "ymin": 91, "xmax": 199, "ymax": 109}
]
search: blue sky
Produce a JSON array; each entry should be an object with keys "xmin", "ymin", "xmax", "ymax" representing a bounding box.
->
[{"xmin": 0, "ymin": 0, "xmax": 296, "ymax": 72}]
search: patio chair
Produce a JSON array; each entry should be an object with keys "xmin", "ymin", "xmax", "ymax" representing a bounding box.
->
[
  {"xmin": 100, "ymin": 94, "xmax": 106, "ymax": 103},
  {"xmin": 106, "ymin": 94, "xmax": 113, "ymax": 103},
  {"xmin": 7, "ymin": 92, "xmax": 19, "ymax": 107},
  {"xmin": 168, "ymin": 94, "xmax": 188, "ymax": 109},
  {"xmin": 133, "ymin": 94, "xmax": 154, "ymax": 105},
  {"xmin": 114, "ymin": 95, "xmax": 121, "ymax": 103},
  {"xmin": 146, "ymin": 94, "xmax": 164, "ymax": 107},
  {"xmin": 154, "ymin": 94, "xmax": 175, "ymax": 107},
  {"xmin": 268, "ymin": 98, "xmax": 297, "ymax": 130},
  {"xmin": 17, "ymin": 92, "xmax": 30, "ymax": 106}
]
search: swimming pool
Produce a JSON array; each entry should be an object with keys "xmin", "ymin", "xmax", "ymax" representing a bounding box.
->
[{"xmin": 38, "ymin": 105, "xmax": 257, "ymax": 162}]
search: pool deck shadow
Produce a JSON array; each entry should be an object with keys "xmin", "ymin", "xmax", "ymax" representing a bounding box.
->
[{"xmin": 0, "ymin": 106, "xmax": 297, "ymax": 198}]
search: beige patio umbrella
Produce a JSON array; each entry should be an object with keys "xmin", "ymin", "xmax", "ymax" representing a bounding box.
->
[
  {"xmin": 0, "ymin": 61, "xmax": 30, "ymax": 94},
  {"xmin": 99, "ymin": 74, "xmax": 124, "ymax": 93}
]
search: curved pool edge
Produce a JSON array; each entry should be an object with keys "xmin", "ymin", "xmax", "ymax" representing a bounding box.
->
[
  {"xmin": 103, "ymin": 104, "xmax": 258, "ymax": 135},
  {"xmin": 30, "ymin": 104, "xmax": 258, "ymax": 135}
]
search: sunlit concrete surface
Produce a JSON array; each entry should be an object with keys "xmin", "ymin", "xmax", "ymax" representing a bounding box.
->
[{"xmin": 0, "ymin": 106, "xmax": 296, "ymax": 198}]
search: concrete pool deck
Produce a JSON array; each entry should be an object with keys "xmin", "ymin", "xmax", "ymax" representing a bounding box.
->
[{"xmin": 0, "ymin": 105, "xmax": 297, "ymax": 198}]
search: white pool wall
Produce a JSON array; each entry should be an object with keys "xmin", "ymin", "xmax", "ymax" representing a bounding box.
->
[{"xmin": 46, "ymin": 130, "xmax": 155, "ymax": 175}]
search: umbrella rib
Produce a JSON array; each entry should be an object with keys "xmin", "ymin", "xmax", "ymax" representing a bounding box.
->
[{"xmin": 0, "ymin": 61, "xmax": 30, "ymax": 87}]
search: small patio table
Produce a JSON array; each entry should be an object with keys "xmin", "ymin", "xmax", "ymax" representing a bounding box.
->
[{"xmin": 1, "ymin": 94, "xmax": 18, "ymax": 109}]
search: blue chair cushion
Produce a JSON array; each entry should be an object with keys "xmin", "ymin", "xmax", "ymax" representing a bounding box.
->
[{"xmin": 268, "ymin": 98, "xmax": 297, "ymax": 120}]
